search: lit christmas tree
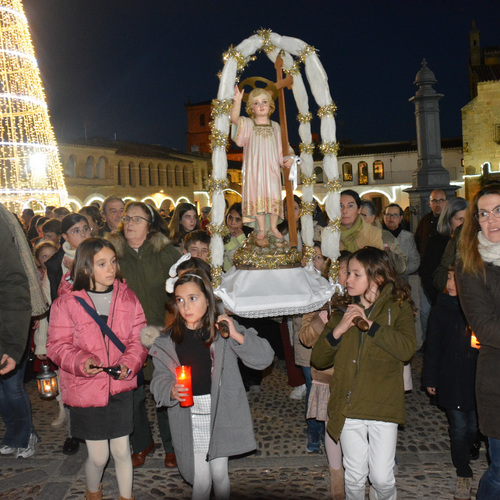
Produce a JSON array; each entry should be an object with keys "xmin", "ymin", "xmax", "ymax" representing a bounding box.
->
[{"xmin": 0, "ymin": 0, "xmax": 67, "ymax": 212}]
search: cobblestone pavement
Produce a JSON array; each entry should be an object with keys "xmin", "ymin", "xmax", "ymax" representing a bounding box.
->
[{"xmin": 0, "ymin": 353, "xmax": 488, "ymax": 499}]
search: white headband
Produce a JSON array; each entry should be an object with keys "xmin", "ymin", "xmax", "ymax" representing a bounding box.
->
[
  {"xmin": 144, "ymin": 203, "xmax": 155, "ymax": 222},
  {"xmin": 166, "ymin": 253, "xmax": 192, "ymax": 293}
]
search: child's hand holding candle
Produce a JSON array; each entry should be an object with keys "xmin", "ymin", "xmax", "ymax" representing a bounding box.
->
[{"xmin": 174, "ymin": 365, "xmax": 194, "ymax": 407}]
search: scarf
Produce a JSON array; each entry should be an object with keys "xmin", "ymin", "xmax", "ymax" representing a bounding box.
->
[
  {"xmin": 0, "ymin": 203, "xmax": 48, "ymax": 317},
  {"xmin": 62, "ymin": 241, "xmax": 76, "ymax": 274},
  {"xmin": 340, "ymin": 215, "xmax": 364, "ymax": 252},
  {"xmin": 478, "ymin": 231, "xmax": 500, "ymax": 267},
  {"xmin": 383, "ymin": 223, "xmax": 403, "ymax": 238}
]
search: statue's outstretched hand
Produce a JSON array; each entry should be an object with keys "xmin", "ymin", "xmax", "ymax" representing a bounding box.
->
[{"xmin": 233, "ymin": 85, "xmax": 244, "ymax": 102}]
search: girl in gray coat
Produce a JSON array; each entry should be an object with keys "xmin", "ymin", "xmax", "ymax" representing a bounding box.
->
[{"xmin": 141, "ymin": 269, "xmax": 274, "ymax": 500}]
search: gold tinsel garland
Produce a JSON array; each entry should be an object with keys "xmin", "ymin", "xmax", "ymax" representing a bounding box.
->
[
  {"xmin": 319, "ymin": 141, "xmax": 340, "ymax": 156},
  {"xmin": 328, "ymin": 217, "xmax": 342, "ymax": 231},
  {"xmin": 211, "ymin": 99, "xmax": 233, "ymax": 118},
  {"xmin": 329, "ymin": 259, "xmax": 339, "ymax": 282},
  {"xmin": 297, "ymin": 112, "xmax": 313, "ymax": 123},
  {"xmin": 206, "ymin": 177, "xmax": 229, "ymax": 196},
  {"xmin": 209, "ymin": 126, "xmax": 229, "ymax": 151},
  {"xmin": 302, "ymin": 244, "xmax": 316, "ymax": 263},
  {"xmin": 233, "ymin": 245, "xmax": 302, "ymax": 270},
  {"xmin": 299, "ymin": 142, "xmax": 315, "ymax": 155},
  {"xmin": 326, "ymin": 178, "xmax": 342, "ymax": 193},
  {"xmin": 211, "ymin": 265, "xmax": 223, "ymax": 289},
  {"xmin": 283, "ymin": 60, "xmax": 301, "ymax": 76},
  {"xmin": 256, "ymin": 29, "xmax": 276, "ymax": 54},
  {"xmin": 317, "ymin": 102, "xmax": 338, "ymax": 118},
  {"xmin": 298, "ymin": 45, "xmax": 317, "ymax": 63},
  {"xmin": 301, "ymin": 173, "xmax": 317, "ymax": 187},
  {"xmin": 222, "ymin": 46, "xmax": 248, "ymax": 72},
  {"xmin": 207, "ymin": 223, "xmax": 229, "ymax": 238},
  {"xmin": 301, "ymin": 201, "xmax": 316, "ymax": 217}
]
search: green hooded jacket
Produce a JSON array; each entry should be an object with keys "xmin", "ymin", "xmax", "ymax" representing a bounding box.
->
[{"xmin": 311, "ymin": 283, "xmax": 416, "ymax": 441}]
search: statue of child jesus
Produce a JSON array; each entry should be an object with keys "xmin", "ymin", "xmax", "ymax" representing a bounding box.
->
[{"xmin": 230, "ymin": 85, "xmax": 293, "ymax": 242}]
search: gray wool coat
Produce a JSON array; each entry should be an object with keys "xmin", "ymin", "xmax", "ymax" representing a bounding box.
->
[{"xmin": 141, "ymin": 323, "xmax": 274, "ymax": 485}]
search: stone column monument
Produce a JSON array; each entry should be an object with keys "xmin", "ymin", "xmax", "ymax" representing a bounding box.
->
[{"xmin": 404, "ymin": 59, "xmax": 457, "ymax": 231}]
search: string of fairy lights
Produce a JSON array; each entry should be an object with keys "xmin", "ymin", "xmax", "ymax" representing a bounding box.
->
[{"xmin": 0, "ymin": 0, "xmax": 67, "ymax": 212}]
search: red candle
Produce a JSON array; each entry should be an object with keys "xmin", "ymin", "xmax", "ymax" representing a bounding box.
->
[{"xmin": 175, "ymin": 365, "xmax": 194, "ymax": 407}]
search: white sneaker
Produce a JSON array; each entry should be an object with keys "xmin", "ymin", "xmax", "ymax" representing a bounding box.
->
[
  {"xmin": 16, "ymin": 433, "xmax": 38, "ymax": 459},
  {"xmin": 0, "ymin": 445, "xmax": 16, "ymax": 455},
  {"xmin": 289, "ymin": 384, "xmax": 307, "ymax": 400}
]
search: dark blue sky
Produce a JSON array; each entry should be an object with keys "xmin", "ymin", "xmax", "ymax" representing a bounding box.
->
[{"xmin": 23, "ymin": 0, "xmax": 500, "ymax": 152}]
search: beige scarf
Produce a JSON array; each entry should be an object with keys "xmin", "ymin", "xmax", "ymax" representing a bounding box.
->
[{"xmin": 0, "ymin": 203, "xmax": 48, "ymax": 317}]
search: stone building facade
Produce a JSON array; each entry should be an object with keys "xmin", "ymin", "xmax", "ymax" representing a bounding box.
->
[{"xmin": 58, "ymin": 138, "xmax": 211, "ymax": 212}]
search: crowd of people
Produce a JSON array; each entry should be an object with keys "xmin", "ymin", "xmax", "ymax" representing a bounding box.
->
[{"xmin": 0, "ymin": 184, "xmax": 499, "ymax": 500}]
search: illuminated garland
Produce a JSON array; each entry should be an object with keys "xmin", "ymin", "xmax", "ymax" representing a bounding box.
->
[
  {"xmin": 211, "ymin": 99, "xmax": 233, "ymax": 118},
  {"xmin": 326, "ymin": 178, "xmax": 342, "ymax": 192},
  {"xmin": 297, "ymin": 112, "xmax": 313, "ymax": 123},
  {"xmin": 319, "ymin": 141, "xmax": 340, "ymax": 156},
  {"xmin": 301, "ymin": 173, "xmax": 317, "ymax": 187},
  {"xmin": 317, "ymin": 102, "xmax": 338, "ymax": 118},
  {"xmin": 299, "ymin": 142, "xmax": 315, "ymax": 155},
  {"xmin": 206, "ymin": 177, "xmax": 229, "ymax": 196}
]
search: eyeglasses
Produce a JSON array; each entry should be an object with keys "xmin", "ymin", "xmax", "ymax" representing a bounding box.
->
[
  {"xmin": 430, "ymin": 199, "xmax": 446, "ymax": 204},
  {"xmin": 475, "ymin": 205, "xmax": 500, "ymax": 222},
  {"xmin": 68, "ymin": 226, "xmax": 90, "ymax": 236},
  {"xmin": 121, "ymin": 216, "xmax": 150, "ymax": 224},
  {"xmin": 383, "ymin": 213, "xmax": 401, "ymax": 219}
]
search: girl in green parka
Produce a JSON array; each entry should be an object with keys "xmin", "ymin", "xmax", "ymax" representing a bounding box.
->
[{"xmin": 311, "ymin": 246, "xmax": 416, "ymax": 500}]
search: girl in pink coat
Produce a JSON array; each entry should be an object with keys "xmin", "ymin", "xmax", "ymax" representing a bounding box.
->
[{"xmin": 47, "ymin": 237, "xmax": 148, "ymax": 500}]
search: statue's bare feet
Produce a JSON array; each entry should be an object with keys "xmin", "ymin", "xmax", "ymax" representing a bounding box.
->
[{"xmin": 271, "ymin": 228, "xmax": 283, "ymax": 239}]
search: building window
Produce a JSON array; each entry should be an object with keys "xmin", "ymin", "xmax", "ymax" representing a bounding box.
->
[
  {"xmin": 343, "ymin": 162, "xmax": 353, "ymax": 181},
  {"xmin": 358, "ymin": 162, "xmax": 368, "ymax": 185},
  {"xmin": 373, "ymin": 160, "xmax": 384, "ymax": 180}
]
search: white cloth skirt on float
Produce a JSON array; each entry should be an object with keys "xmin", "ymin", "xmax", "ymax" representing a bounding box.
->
[{"xmin": 215, "ymin": 266, "xmax": 335, "ymax": 318}]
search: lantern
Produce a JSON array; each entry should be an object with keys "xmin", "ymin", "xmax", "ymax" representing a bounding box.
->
[{"xmin": 36, "ymin": 362, "xmax": 59, "ymax": 399}]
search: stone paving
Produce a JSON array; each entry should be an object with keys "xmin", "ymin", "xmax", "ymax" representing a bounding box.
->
[{"xmin": 0, "ymin": 353, "xmax": 489, "ymax": 499}]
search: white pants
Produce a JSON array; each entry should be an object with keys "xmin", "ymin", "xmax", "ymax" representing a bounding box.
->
[{"xmin": 340, "ymin": 418, "xmax": 397, "ymax": 500}]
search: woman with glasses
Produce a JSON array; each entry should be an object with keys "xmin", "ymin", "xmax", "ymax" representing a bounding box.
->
[
  {"xmin": 106, "ymin": 201, "xmax": 180, "ymax": 470},
  {"xmin": 456, "ymin": 184, "xmax": 500, "ymax": 499}
]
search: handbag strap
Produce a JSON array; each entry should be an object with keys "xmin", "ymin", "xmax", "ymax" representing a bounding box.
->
[{"xmin": 75, "ymin": 296, "xmax": 126, "ymax": 354}]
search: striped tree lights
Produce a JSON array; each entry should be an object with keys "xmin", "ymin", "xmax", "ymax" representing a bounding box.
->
[{"xmin": 0, "ymin": 0, "xmax": 67, "ymax": 212}]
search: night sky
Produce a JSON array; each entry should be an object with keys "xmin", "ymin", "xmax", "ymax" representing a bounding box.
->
[{"xmin": 23, "ymin": 0, "xmax": 500, "ymax": 152}]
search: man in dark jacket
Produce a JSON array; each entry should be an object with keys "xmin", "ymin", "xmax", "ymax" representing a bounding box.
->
[{"xmin": 0, "ymin": 206, "xmax": 31, "ymax": 375}]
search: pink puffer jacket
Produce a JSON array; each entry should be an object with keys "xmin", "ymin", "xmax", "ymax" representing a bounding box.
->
[{"xmin": 47, "ymin": 279, "xmax": 148, "ymax": 408}]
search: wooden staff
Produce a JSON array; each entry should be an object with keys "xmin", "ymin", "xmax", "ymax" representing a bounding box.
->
[{"xmin": 274, "ymin": 53, "xmax": 297, "ymax": 248}]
